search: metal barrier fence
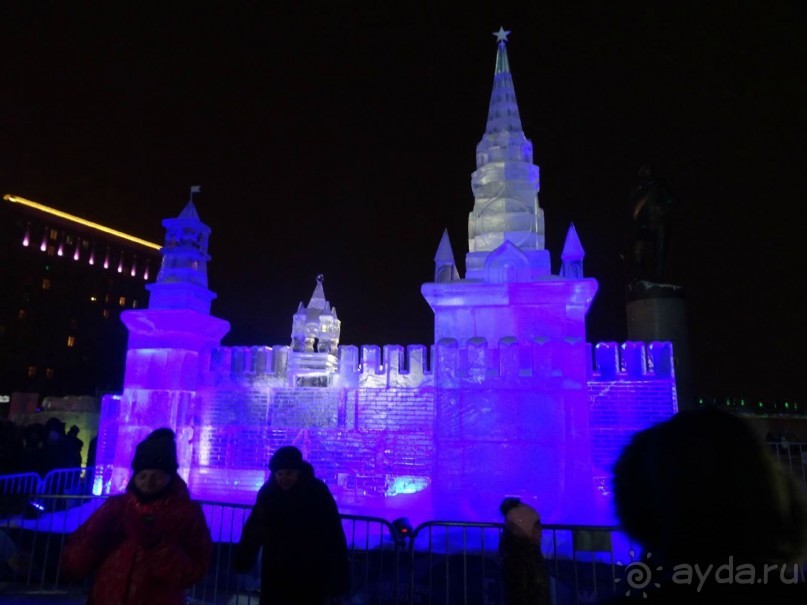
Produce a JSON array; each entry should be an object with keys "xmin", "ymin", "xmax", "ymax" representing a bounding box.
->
[
  {"xmin": 0, "ymin": 467, "xmax": 94, "ymax": 526},
  {"xmin": 0, "ymin": 494, "xmax": 638, "ymax": 604},
  {"xmin": 404, "ymin": 520, "xmax": 631, "ymax": 605},
  {"xmin": 0, "ymin": 467, "xmax": 94, "ymax": 498},
  {"xmin": 769, "ymin": 440, "xmax": 807, "ymax": 487}
]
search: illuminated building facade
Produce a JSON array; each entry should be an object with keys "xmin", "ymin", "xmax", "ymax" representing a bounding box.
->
[
  {"xmin": 0, "ymin": 194, "xmax": 161, "ymax": 405},
  {"xmin": 93, "ymin": 32, "xmax": 677, "ymax": 525}
]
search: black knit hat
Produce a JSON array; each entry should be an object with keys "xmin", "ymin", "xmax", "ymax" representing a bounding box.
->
[
  {"xmin": 132, "ymin": 428, "xmax": 179, "ymax": 474},
  {"xmin": 269, "ymin": 445, "xmax": 303, "ymax": 472}
]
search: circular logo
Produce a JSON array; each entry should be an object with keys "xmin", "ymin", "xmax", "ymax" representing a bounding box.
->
[{"xmin": 615, "ymin": 550, "xmax": 662, "ymax": 597}]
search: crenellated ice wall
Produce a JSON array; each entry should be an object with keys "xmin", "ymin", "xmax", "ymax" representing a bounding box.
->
[{"xmin": 94, "ymin": 338, "xmax": 676, "ymax": 525}]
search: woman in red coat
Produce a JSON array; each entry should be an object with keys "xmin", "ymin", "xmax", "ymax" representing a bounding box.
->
[{"xmin": 61, "ymin": 428, "xmax": 212, "ymax": 605}]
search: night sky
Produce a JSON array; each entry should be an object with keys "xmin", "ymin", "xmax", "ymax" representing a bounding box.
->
[{"xmin": 2, "ymin": 3, "xmax": 803, "ymax": 401}]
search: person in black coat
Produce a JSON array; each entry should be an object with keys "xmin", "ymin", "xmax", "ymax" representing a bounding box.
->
[
  {"xmin": 499, "ymin": 496, "xmax": 550, "ymax": 605},
  {"xmin": 233, "ymin": 445, "xmax": 351, "ymax": 605}
]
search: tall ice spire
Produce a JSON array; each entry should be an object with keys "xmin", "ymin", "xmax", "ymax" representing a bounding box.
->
[
  {"xmin": 485, "ymin": 27, "xmax": 523, "ymax": 135},
  {"xmin": 466, "ymin": 28, "xmax": 547, "ymax": 281}
]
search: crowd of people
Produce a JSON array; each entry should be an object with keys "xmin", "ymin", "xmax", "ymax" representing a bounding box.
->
[
  {"xmin": 0, "ymin": 416, "xmax": 93, "ymax": 477},
  {"xmin": 3, "ymin": 404, "xmax": 806, "ymax": 604}
]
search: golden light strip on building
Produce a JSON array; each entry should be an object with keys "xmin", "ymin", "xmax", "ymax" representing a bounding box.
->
[{"xmin": 3, "ymin": 194, "xmax": 161, "ymax": 250}]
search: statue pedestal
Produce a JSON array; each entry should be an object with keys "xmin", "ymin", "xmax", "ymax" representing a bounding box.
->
[{"xmin": 626, "ymin": 281, "xmax": 694, "ymax": 410}]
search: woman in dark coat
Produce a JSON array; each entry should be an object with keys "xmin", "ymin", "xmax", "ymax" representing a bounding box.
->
[
  {"xmin": 499, "ymin": 496, "xmax": 550, "ymax": 605},
  {"xmin": 234, "ymin": 445, "xmax": 351, "ymax": 605},
  {"xmin": 60, "ymin": 428, "xmax": 212, "ymax": 605}
]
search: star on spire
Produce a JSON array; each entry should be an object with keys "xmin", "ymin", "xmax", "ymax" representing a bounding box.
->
[{"xmin": 493, "ymin": 27, "xmax": 510, "ymax": 43}]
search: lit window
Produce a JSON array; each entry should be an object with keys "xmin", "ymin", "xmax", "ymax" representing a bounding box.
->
[
  {"xmin": 118, "ymin": 296, "xmax": 126, "ymax": 307},
  {"xmin": 67, "ymin": 335, "xmax": 76, "ymax": 347},
  {"xmin": 102, "ymin": 309, "xmax": 110, "ymax": 319},
  {"xmin": 47, "ymin": 245, "xmax": 56, "ymax": 256},
  {"xmin": 132, "ymin": 299, "xmax": 138, "ymax": 309},
  {"xmin": 65, "ymin": 235, "xmax": 74, "ymax": 244},
  {"xmin": 105, "ymin": 294, "xmax": 111, "ymax": 303},
  {"xmin": 42, "ymin": 278, "xmax": 51, "ymax": 290},
  {"xmin": 49, "ymin": 229, "xmax": 58, "ymax": 241},
  {"xmin": 27, "ymin": 366, "xmax": 36, "ymax": 378},
  {"xmin": 45, "ymin": 368, "xmax": 54, "ymax": 380},
  {"xmin": 18, "ymin": 309, "xmax": 26, "ymax": 320}
]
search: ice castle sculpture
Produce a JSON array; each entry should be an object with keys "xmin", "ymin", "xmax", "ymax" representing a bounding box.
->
[{"xmin": 93, "ymin": 30, "xmax": 677, "ymax": 525}]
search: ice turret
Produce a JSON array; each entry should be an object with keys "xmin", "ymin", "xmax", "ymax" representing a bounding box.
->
[
  {"xmin": 560, "ymin": 223, "xmax": 585, "ymax": 278},
  {"xmin": 122, "ymin": 193, "xmax": 229, "ymax": 353},
  {"xmin": 434, "ymin": 229, "xmax": 460, "ymax": 282},
  {"xmin": 148, "ymin": 200, "xmax": 216, "ymax": 314},
  {"xmin": 288, "ymin": 274, "xmax": 340, "ymax": 387},
  {"xmin": 291, "ymin": 274, "xmax": 341, "ymax": 354},
  {"xmin": 466, "ymin": 28, "xmax": 548, "ymax": 280}
]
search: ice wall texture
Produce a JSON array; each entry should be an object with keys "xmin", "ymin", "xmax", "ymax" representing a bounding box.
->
[
  {"xmin": 92, "ymin": 31, "xmax": 678, "ymax": 525},
  {"xmin": 94, "ymin": 338, "xmax": 676, "ymax": 525}
]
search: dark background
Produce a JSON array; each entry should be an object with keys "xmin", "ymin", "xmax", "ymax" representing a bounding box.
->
[{"xmin": 1, "ymin": 3, "xmax": 804, "ymax": 401}]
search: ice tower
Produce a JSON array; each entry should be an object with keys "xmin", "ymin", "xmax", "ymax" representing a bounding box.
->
[
  {"xmin": 94, "ymin": 198, "xmax": 230, "ymax": 493},
  {"xmin": 422, "ymin": 29, "xmax": 599, "ymax": 522},
  {"xmin": 288, "ymin": 275, "xmax": 341, "ymax": 386}
]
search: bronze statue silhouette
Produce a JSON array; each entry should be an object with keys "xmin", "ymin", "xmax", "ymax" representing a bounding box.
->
[{"xmin": 622, "ymin": 164, "xmax": 675, "ymax": 284}]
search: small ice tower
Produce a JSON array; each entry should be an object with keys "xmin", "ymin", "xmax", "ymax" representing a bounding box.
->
[{"xmin": 288, "ymin": 274, "xmax": 341, "ymax": 386}]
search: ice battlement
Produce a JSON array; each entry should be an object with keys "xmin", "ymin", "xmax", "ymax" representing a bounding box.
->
[
  {"xmin": 205, "ymin": 339, "xmax": 673, "ymax": 388},
  {"xmin": 587, "ymin": 341, "xmax": 674, "ymax": 380}
]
